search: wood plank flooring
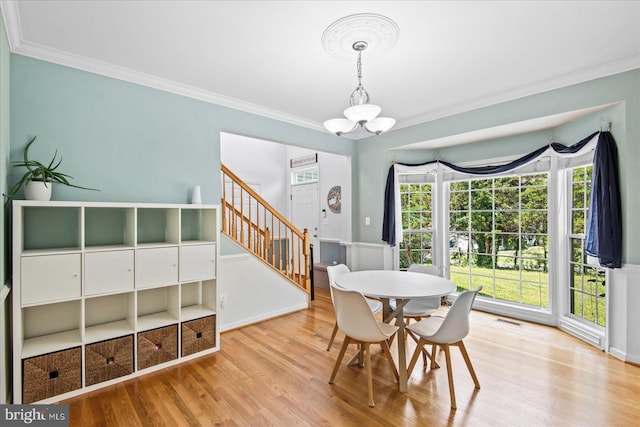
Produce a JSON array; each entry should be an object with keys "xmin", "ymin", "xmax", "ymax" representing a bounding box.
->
[{"xmin": 63, "ymin": 288, "xmax": 640, "ymax": 426}]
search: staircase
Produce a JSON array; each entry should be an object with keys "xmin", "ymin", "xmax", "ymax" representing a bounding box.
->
[{"xmin": 221, "ymin": 163, "xmax": 311, "ymax": 293}]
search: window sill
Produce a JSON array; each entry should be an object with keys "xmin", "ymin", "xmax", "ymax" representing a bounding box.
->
[{"xmin": 462, "ymin": 296, "xmax": 555, "ymax": 326}]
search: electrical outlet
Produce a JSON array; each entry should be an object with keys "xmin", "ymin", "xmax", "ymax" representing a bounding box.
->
[{"xmin": 220, "ymin": 294, "xmax": 226, "ymax": 309}]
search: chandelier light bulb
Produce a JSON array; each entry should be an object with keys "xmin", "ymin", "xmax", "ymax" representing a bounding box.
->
[
  {"xmin": 344, "ymin": 104, "xmax": 381, "ymax": 124},
  {"xmin": 323, "ymin": 118, "xmax": 358, "ymax": 136},
  {"xmin": 365, "ymin": 117, "xmax": 396, "ymax": 135}
]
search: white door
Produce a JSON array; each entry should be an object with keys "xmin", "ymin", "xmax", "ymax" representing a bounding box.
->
[{"xmin": 291, "ymin": 182, "xmax": 319, "ymax": 263}]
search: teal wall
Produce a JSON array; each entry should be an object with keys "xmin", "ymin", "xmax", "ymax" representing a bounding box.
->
[
  {"xmin": 8, "ymin": 54, "xmax": 640, "ymax": 264},
  {"xmin": 10, "ymin": 55, "xmax": 353, "ymax": 206},
  {"xmin": 1, "ymin": 14, "xmax": 10, "ymax": 284},
  {"xmin": 0, "ymin": 11, "xmax": 11, "ymax": 405},
  {"xmin": 354, "ymin": 70, "xmax": 639, "ymax": 265}
]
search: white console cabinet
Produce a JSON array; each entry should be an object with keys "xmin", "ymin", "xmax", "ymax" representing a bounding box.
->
[{"xmin": 12, "ymin": 201, "xmax": 220, "ymax": 404}]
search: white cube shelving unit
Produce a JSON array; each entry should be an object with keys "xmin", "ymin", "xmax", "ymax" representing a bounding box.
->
[{"xmin": 12, "ymin": 201, "xmax": 220, "ymax": 404}]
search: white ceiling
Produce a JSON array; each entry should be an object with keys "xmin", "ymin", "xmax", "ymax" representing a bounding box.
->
[{"xmin": 2, "ymin": 1, "xmax": 640, "ymax": 141}]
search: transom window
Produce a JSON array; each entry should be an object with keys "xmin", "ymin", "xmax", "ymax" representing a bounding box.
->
[
  {"xmin": 448, "ymin": 173, "xmax": 549, "ymax": 307},
  {"xmin": 292, "ymin": 168, "xmax": 318, "ymax": 184}
]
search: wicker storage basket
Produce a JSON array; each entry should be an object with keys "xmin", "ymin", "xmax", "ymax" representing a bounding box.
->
[
  {"xmin": 181, "ymin": 315, "xmax": 216, "ymax": 357},
  {"xmin": 85, "ymin": 335, "xmax": 134, "ymax": 386},
  {"xmin": 22, "ymin": 346, "xmax": 82, "ymax": 403},
  {"xmin": 137, "ymin": 324, "xmax": 178, "ymax": 370}
]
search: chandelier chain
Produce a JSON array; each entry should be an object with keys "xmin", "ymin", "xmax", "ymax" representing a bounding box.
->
[{"xmin": 357, "ymin": 51, "xmax": 363, "ymax": 86}]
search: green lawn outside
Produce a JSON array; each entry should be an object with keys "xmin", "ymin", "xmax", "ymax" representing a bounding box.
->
[
  {"xmin": 449, "ymin": 264, "xmax": 605, "ymax": 325},
  {"xmin": 449, "ymin": 265, "xmax": 549, "ymax": 306}
]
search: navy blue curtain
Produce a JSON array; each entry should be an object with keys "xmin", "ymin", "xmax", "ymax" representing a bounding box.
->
[
  {"xmin": 585, "ymin": 131, "xmax": 622, "ymax": 268},
  {"xmin": 382, "ymin": 131, "xmax": 622, "ymax": 267},
  {"xmin": 439, "ymin": 145, "xmax": 549, "ymax": 175},
  {"xmin": 382, "ymin": 164, "xmax": 396, "ymax": 245}
]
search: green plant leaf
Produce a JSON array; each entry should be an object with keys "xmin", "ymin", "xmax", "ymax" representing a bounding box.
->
[
  {"xmin": 22, "ymin": 135, "xmax": 38, "ymax": 173},
  {"xmin": 4, "ymin": 135, "xmax": 99, "ymax": 205}
]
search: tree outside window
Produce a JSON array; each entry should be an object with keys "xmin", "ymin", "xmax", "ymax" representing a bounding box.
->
[
  {"xmin": 449, "ymin": 174, "xmax": 549, "ymax": 307},
  {"xmin": 399, "ymin": 183, "xmax": 432, "ymax": 270},
  {"xmin": 569, "ymin": 165, "xmax": 605, "ymax": 327}
]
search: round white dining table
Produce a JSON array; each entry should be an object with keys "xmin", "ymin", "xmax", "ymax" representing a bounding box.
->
[{"xmin": 335, "ymin": 270, "xmax": 456, "ymax": 392}]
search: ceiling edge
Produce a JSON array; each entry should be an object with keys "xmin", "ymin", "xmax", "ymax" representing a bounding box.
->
[
  {"xmin": 393, "ymin": 55, "xmax": 640, "ymax": 131},
  {"xmin": 2, "ymin": 1, "xmax": 638, "ymax": 137},
  {"xmin": 6, "ymin": 38, "xmax": 325, "ymax": 135},
  {"xmin": 394, "ymin": 102, "xmax": 619, "ymax": 151},
  {"xmin": 1, "ymin": 0, "xmax": 22, "ymax": 50}
]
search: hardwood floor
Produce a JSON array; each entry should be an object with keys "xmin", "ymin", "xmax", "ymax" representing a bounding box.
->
[{"xmin": 64, "ymin": 288, "xmax": 640, "ymax": 426}]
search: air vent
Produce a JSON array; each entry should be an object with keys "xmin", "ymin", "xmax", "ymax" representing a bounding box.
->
[{"xmin": 497, "ymin": 318, "xmax": 522, "ymax": 326}]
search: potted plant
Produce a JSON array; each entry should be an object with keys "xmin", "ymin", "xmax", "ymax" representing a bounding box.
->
[{"xmin": 3, "ymin": 135, "xmax": 98, "ymax": 204}]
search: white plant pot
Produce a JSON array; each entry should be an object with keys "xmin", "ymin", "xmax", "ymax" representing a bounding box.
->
[{"xmin": 24, "ymin": 180, "xmax": 53, "ymax": 201}]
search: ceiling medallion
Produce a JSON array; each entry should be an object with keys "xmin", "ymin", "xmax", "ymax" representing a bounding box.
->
[{"xmin": 321, "ymin": 13, "xmax": 399, "ymax": 60}]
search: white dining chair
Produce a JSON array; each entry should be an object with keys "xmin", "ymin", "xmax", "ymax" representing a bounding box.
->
[
  {"xmin": 390, "ymin": 264, "xmax": 442, "ymax": 324},
  {"xmin": 389, "ymin": 264, "xmax": 444, "ymax": 369},
  {"xmin": 325, "ymin": 264, "xmax": 382, "ymax": 351},
  {"xmin": 406, "ymin": 287, "xmax": 482, "ymax": 409},
  {"xmin": 328, "ymin": 285, "xmax": 399, "ymax": 407}
]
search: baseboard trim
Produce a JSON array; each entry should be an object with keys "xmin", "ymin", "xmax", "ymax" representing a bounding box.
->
[{"xmin": 220, "ymin": 303, "xmax": 308, "ymax": 332}]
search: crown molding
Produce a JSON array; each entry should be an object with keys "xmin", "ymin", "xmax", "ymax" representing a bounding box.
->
[
  {"xmin": 395, "ymin": 55, "xmax": 640, "ymax": 131},
  {"xmin": 1, "ymin": 1, "xmax": 22, "ymax": 50},
  {"xmin": 1, "ymin": 0, "xmax": 324, "ymax": 133},
  {"xmin": 13, "ymin": 40, "xmax": 324, "ymax": 132},
  {"xmin": 12, "ymin": 35, "xmax": 638, "ymax": 138},
  {"xmin": 2, "ymin": 0, "xmax": 638, "ymax": 136}
]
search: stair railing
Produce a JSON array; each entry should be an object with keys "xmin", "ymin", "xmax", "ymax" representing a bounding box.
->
[{"xmin": 221, "ymin": 163, "xmax": 310, "ymax": 293}]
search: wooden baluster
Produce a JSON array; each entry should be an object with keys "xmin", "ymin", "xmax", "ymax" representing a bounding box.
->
[
  {"xmin": 303, "ymin": 229, "xmax": 310, "ymax": 291},
  {"xmin": 220, "ymin": 163, "xmax": 311, "ymax": 294}
]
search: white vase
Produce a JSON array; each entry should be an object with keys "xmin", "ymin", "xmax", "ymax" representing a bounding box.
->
[
  {"xmin": 192, "ymin": 185, "xmax": 202, "ymax": 204},
  {"xmin": 24, "ymin": 180, "xmax": 53, "ymax": 201}
]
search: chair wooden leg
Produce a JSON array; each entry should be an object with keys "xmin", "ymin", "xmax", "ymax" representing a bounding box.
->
[
  {"xmin": 430, "ymin": 343, "xmax": 439, "ymax": 369},
  {"xmin": 458, "ymin": 341, "xmax": 480, "ymax": 389},
  {"xmin": 406, "ymin": 338, "xmax": 425, "ymax": 377},
  {"xmin": 329, "ymin": 336, "xmax": 351, "ymax": 384},
  {"xmin": 365, "ymin": 343, "xmax": 375, "ymax": 407},
  {"xmin": 442, "ymin": 344, "xmax": 457, "ymax": 410},
  {"xmin": 407, "ymin": 330, "xmax": 429, "ymax": 371},
  {"xmin": 326, "ymin": 323, "xmax": 339, "ymax": 351},
  {"xmin": 407, "ymin": 329, "xmax": 420, "ymax": 344},
  {"xmin": 380, "ymin": 339, "xmax": 399, "ymax": 382}
]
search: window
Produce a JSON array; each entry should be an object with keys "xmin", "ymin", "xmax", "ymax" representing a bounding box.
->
[
  {"xmin": 395, "ymin": 142, "xmax": 606, "ymax": 347},
  {"xmin": 568, "ymin": 165, "xmax": 606, "ymax": 326},
  {"xmin": 399, "ymin": 183, "xmax": 433, "ymax": 270},
  {"xmin": 292, "ymin": 168, "xmax": 318, "ymax": 184},
  {"xmin": 449, "ymin": 174, "xmax": 549, "ymax": 307}
]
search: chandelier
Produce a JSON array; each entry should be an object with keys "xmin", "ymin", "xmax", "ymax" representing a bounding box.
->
[{"xmin": 323, "ymin": 40, "xmax": 396, "ymax": 137}]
